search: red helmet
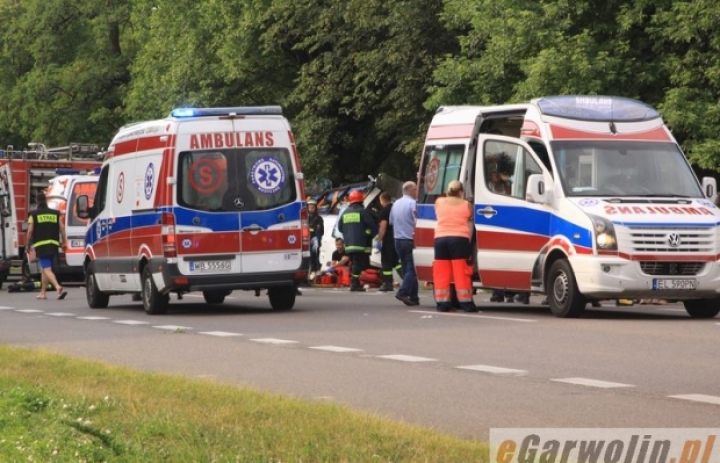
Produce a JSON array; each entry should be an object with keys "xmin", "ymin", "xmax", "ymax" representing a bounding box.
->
[{"xmin": 347, "ymin": 190, "xmax": 364, "ymax": 204}]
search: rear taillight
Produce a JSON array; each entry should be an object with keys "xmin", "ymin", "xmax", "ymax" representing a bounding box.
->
[
  {"xmin": 300, "ymin": 207, "xmax": 309, "ymax": 251},
  {"xmin": 161, "ymin": 212, "xmax": 177, "ymax": 258}
]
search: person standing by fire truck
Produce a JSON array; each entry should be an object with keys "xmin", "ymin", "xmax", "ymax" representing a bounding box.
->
[{"xmin": 26, "ymin": 192, "xmax": 67, "ymax": 300}]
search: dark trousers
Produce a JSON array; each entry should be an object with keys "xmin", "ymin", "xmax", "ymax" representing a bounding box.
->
[
  {"xmin": 348, "ymin": 252, "xmax": 370, "ymax": 287},
  {"xmin": 381, "ymin": 239, "xmax": 400, "ymax": 281},
  {"xmin": 395, "ymin": 239, "xmax": 418, "ymax": 303}
]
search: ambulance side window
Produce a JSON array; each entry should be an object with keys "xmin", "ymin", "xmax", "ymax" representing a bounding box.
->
[
  {"xmin": 418, "ymin": 144, "xmax": 464, "ymax": 205},
  {"xmin": 95, "ymin": 166, "xmax": 109, "ymax": 215},
  {"xmin": 484, "ymin": 140, "xmax": 543, "ymax": 200}
]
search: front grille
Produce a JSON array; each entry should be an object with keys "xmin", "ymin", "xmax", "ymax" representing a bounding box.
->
[
  {"xmin": 627, "ymin": 226, "xmax": 715, "ymax": 253},
  {"xmin": 639, "ymin": 261, "xmax": 705, "ymax": 276}
]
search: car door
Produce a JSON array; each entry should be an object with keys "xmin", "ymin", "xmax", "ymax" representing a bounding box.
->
[{"xmin": 473, "ymin": 135, "xmax": 553, "ymax": 291}]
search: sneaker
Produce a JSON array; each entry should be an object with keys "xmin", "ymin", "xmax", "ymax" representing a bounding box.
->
[
  {"xmin": 395, "ymin": 294, "xmax": 414, "ymax": 306},
  {"xmin": 350, "ymin": 286, "xmax": 366, "ymax": 292},
  {"xmin": 378, "ymin": 283, "xmax": 393, "ymax": 292},
  {"xmin": 514, "ymin": 294, "xmax": 530, "ymax": 304},
  {"xmin": 489, "ymin": 295, "xmax": 502, "ymax": 302}
]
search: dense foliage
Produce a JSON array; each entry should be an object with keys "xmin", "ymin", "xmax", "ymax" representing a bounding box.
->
[{"xmin": 1, "ymin": 0, "xmax": 718, "ymax": 186}]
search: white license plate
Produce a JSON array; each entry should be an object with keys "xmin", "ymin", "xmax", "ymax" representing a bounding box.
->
[
  {"xmin": 652, "ymin": 278, "xmax": 696, "ymax": 290},
  {"xmin": 189, "ymin": 260, "xmax": 232, "ymax": 272},
  {"xmin": 70, "ymin": 239, "xmax": 84, "ymax": 248}
]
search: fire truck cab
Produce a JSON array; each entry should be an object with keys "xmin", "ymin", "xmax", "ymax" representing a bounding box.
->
[{"xmin": 414, "ymin": 96, "xmax": 720, "ymax": 318}]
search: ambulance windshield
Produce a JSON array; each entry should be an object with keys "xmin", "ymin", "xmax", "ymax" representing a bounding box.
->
[
  {"xmin": 552, "ymin": 141, "xmax": 703, "ymax": 198},
  {"xmin": 178, "ymin": 148, "xmax": 296, "ymax": 212}
]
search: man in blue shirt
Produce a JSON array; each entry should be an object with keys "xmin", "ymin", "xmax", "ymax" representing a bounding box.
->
[{"xmin": 389, "ymin": 181, "xmax": 419, "ymax": 306}]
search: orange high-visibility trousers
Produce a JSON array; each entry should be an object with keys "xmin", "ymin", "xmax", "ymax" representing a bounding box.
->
[{"xmin": 433, "ymin": 260, "xmax": 452, "ymax": 311}]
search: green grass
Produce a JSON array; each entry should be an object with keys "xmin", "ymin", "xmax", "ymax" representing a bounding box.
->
[{"xmin": 0, "ymin": 345, "xmax": 487, "ymax": 462}]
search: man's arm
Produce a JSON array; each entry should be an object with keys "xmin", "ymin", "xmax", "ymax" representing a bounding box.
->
[
  {"xmin": 59, "ymin": 220, "xmax": 67, "ymax": 249},
  {"xmin": 26, "ymin": 221, "xmax": 34, "ymax": 249},
  {"xmin": 377, "ymin": 220, "xmax": 388, "ymax": 242}
]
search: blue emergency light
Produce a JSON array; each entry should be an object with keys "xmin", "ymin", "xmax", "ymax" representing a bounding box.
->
[
  {"xmin": 92, "ymin": 167, "xmax": 101, "ymax": 175},
  {"xmin": 536, "ymin": 96, "xmax": 660, "ymax": 122},
  {"xmin": 55, "ymin": 168, "xmax": 82, "ymax": 176},
  {"xmin": 170, "ymin": 106, "xmax": 283, "ymax": 118}
]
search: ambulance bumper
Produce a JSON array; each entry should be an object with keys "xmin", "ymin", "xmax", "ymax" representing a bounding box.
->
[
  {"xmin": 151, "ymin": 258, "xmax": 310, "ymax": 293},
  {"xmin": 570, "ymin": 255, "xmax": 720, "ymax": 300}
]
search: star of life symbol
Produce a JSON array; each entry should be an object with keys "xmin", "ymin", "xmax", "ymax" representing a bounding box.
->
[
  {"xmin": 250, "ymin": 157, "xmax": 286, "ymax": 195},
  {"xmin": 144, "ymin": 163, "xmax": 154, "ymax": 200}
]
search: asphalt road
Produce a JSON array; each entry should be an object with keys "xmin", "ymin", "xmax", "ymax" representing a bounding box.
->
[{"xmin": 1, "ymin": 285, "xmax": 718, "ymax": 440}]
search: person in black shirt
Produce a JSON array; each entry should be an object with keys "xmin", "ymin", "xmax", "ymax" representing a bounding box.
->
[
  {"xmin": 307, "ymin": 199, "xmax": 324, "ymax": 277},
  {"xmin": 376, "ymin": 192, "xmax": 400, "ymax": 291},
  {"xmin": 26, "ymin": 192, "xmax": 67, "ymax": 300}
]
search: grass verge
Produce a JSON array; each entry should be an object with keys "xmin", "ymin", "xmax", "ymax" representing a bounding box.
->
[{"xmin": 0, "ymin": 344, "xmax": 487, "ymax": 462}]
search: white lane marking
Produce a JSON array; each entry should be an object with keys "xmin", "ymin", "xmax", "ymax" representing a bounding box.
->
[
  {"xmin": 113, "ymin": 320, "xmax": 150, "ymax": 326},
  {"xmin": 0, "ymin": 306, "xmax": 16, "ymax": 310},
  {"xmin": 377, "ymin": 354, "xmax": 437, "ymax": 363},
  {"xmin": 77, "ymin": 316, "xmax": 111, "ymax": 320},
  {"xmin": 657, "ymin": 308, "xmax": 687, "ymax": 312},
  {"xmin": 46, "ymin": 312, "xmax": 76, "ymax": 317},
  {"xmin": 153, "ymin": 325, "xmax": 192, "ymax": 331},
  {"xmin": 250, "ymin": 338, "xmax": 298, "ymax": 345},
  {"xmin": 309, "ymin": 346, "xmax": 364, "ymax": 353},
  {"xmin": 15, "ymin": 309, "xmax": 44, "ymax": 313},
  {"xmin": 669, "ymin": 394, "xmax": 720, "ymax": 406},
  {"xmin": 409, "ymin": 310, "xmax": 536, "ymax": 323},
  {"xmin": 551, "ymin": 377, "xmax": 634, "ymax": 389},
  {"xmin": 457, "ymin": 364, "xmax": 528, "ymax": 376},
  {"xmin": 200, "ymin": 331, "xmax": 243, "ymax": 337}
]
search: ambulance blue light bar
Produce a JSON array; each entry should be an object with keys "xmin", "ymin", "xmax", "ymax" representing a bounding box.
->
[
  {"xmin": 536, "ymin": 96, "xmax": 660, "ymax": 122},
  {"xmin": 170, "ymin": 106, "xmax": 283, "ymax": 118},
  {"xmin": 55, "ymin": 168, "xmax": 82, "ymax": 175}
]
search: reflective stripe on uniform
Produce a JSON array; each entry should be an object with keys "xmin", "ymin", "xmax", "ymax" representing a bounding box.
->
[{"xmin": 34, "ymin": 239, "xmax": 60, "ymax": 248}]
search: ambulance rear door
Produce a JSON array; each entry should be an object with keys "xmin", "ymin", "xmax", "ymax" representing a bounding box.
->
[
  {"xmin": 174, "ymin": 117, "xmax": 303, "ymax": 277},
  {"xmin": 473, "ymin": 135, "xmax": 553, "ymax": 291}
]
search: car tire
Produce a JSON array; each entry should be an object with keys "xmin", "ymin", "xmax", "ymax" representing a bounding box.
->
[
  {"xmin": 86, "ymin": 262, "xmax": 110, "ymax": 309},
  {"xmin": 268, "ymin": 286, "xmax": 296, "ymax": 311},
  {"xmin": 142, "ymin": 266, "xmax": 169, "ymax": 315}
]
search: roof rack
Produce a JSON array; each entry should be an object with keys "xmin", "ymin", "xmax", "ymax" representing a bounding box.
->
[{"xmin": 1, "ymin": 142, "xmax": 102, "ymax": 160}]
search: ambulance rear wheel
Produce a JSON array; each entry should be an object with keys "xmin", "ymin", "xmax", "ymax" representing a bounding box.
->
[
  {"xmin": 203, "ymin": 291, "xmax": 226, "ymax": 305},
  {"xmin": 547, "ymin": 259, "xmax": 585, "ymax": 318},
  {"xmin": 86, "ymin": 263, "xmax": 109, "ymax": 309},
  {"xmin": 142, "ymin": 266, "xmax": 169, "ymax": 315},
  {"xmin": 268, "ymin": 286, "xmax": 296, "ymax": 311},
  {"xmin": 683, "ymin": 299, "xmax": 720, "ymax": 318}
]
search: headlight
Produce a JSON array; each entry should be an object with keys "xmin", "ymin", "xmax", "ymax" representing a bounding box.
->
[{"xmin": 588, "ymin": 214, "xmax": 617, "ymax": 251}]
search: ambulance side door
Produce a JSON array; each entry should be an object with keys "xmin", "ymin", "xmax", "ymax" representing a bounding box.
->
[{"xmin": 473, "ymin": 135, "xmax": 553, "ymax": 291}]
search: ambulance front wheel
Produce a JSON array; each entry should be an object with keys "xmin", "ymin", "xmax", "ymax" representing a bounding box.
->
[
  {"xmin": 547, "ymin": 259, "xmax": 586, "ymax": 318},
  {"xmin": 268, "ymin": 286, "xmax": 296, "ymax": 311},
  {"xmin": 142, "ymin": 266, "xmax": 169, "ymax": 315},
  {"xmin": 683, "ymin": 299, "xmax": 720, "ymax": 318},
  {"xmin": 86, "ymin": 262, "xmax": 110, "ymax": 309}
]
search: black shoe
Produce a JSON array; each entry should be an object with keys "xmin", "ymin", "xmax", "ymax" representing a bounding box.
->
[
  {"xmin": 378, "ymin": 283, "xmax": 393, "ymax": 292},
  {"xmin": 514, "ymin": 294, "xmax": 530, "ymax": 304},
  {"xmin": 350, "ymin": 286, "xmax": 366, "ymax": 292},
  {"xmin": 489, "ymin": 295, "xmax": 502, "ymax": 302},
  {"xmin": 395, "ymin": 294, "xmax": 414, "ymax": 306}
]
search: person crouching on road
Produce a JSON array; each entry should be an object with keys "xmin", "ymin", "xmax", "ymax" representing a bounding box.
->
[
  {"xmin": 432, "ymin": 180, "xmax": 477, "ymax": 312},
  {"xmin": 337, "ymin": 190, "xmax": 378, "ymax": 291},
  {"xmin": 26, "ymin": 192, "xmax": 67, "ymax": 300}
]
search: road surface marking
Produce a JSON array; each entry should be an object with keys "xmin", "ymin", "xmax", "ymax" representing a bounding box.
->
[
  {"xmin": 376, "ymin": 354, "xmax": 437, "ymax": 363},
  {"xmin": 250, "ymin": 338, "xmax": 298, "ymax": 345},
  {"xmin": 77, "ymin": 316, "xmax": 111, "ymax": 320},
  {"xmin": 309, "ymin": 346, "xmax": 364, "ymax": 353},
  {"xmin": 457, "ymin": 364, "xmax": 528, "ymax": 376},
  {"xmin": 15, "ymin": 309, "xmax": 44, "ymax": 313},
  {"xmin": 551, "ymin": 377, "xmax": 634, "ymax": 389},
  {"xmin": 409, "ymin": 310, "xmax": 536, "ymax": 323},
  {"xmin": 46, "ymin": 312, "xmax": 76, "ymax": 317},
  {"xmin": 0, "ymin": 306, "xmax": 15, "ymax": 310},
  {"xmin": 657, "ymin": 308, "xmax": 686, "ymax": 312},
  {"xmin": 669, "ymin": 394, "xmax": 720, "ymax": 406},
  {"xmin": 200, "ymin": 331, "xmax": 243, "ymax": 337},
  {"xmin": 153, "ymin": 325, "xmax": 192, "ymax": 331},
  {"xmin": 113, "ymin": 320, "xmax": 150, "ymax": 326}
]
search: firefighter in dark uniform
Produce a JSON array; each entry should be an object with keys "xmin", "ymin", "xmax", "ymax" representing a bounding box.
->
[
  {"xmin": 307, "ymin": 199, "xmax": 324, "ymax": 278},
  {"xmin": 26, "ymin": 192, "xmax": 67, "ymax": 300},
  {"xmin": 337, "ymin": 190, "xmax": 377, "ymax": 291},
  {"xmin": 376, "ymin": 192, "xmax": 401, "ymax": 291}
]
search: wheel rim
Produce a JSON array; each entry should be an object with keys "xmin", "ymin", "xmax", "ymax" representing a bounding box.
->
[
  {"xmin": 552, "ymin": 270, "xmax": 569, "ymax": 305},
  {"xmin": 143, "ymin": 278, "xmax": 151, "ymax": 308}
]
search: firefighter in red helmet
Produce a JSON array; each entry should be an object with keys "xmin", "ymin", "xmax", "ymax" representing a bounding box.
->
[{"xmin": 337, "ymin": 190, "xmax": 377, "ymax": 291}]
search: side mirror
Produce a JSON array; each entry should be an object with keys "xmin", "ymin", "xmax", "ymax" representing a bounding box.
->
[
  {"xmin": 0, "ymin": 208, "xmax": 9, "ymax": 218},
  {"xmin": 702, "ymin": 177, "xmax": 716, "ymax": 201},
  {"xmin": 76, "ymin": 195, "xmax": 92, "ymax": 220},
  {"xmin": 526, "ymin": 174, "xmax": 548, "ymax": 204}
]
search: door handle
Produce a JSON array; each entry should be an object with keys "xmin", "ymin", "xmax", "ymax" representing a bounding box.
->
[{"xmin": 477, "ymin": 206, "xmax": 498, "ymax": 219}]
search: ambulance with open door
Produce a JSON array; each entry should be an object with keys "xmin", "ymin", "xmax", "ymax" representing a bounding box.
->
[
  {"xmin": 414, "ymin": 95, "xmax": 720, "ymax": 318},
  {"xmin": 79, "ymin": 106, "xmax": 309, "ymax": 314}
]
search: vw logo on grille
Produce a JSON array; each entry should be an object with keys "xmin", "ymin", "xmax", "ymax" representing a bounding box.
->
[{"xmin": 667, "ymin": 233, "xmax": 681, "ymax": 247}]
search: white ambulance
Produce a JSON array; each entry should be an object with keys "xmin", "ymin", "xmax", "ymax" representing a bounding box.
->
[
  {"xmin": 414, "ymin": 95, "xmax": 720, "ymax": 318},
  {"xmin": 78, "ymin": 106, "xmax": 309, "ymax": 314}
]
